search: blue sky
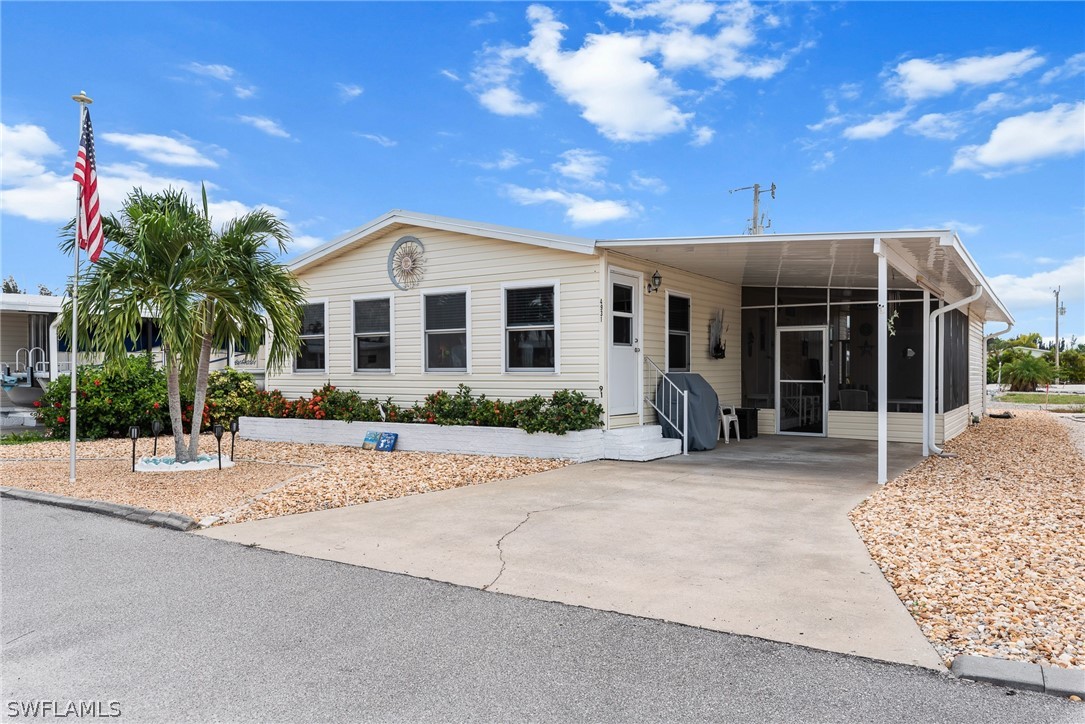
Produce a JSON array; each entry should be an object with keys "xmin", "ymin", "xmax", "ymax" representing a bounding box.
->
[{"xmin": 2, "ymin": 1, "xmax": 1082, "ymax": 341}]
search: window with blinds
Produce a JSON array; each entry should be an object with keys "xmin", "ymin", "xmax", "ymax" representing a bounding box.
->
[
  {"xmin": 667, "ymin": 293, "xmax": 691, "ymax": 372},
  {"xmin": 505, "ymin": 286, "xmax": 555, "ymax": 371},
  {"xmin": 354, "ymin": 297, "xmax": 392, "ymax": 372},
  {"xmin": 424, "ymin": 292, "xmax": 468, "ymax": 371},
  {"xmin": 296, "ymin": 302, "xmax": 326, "ymax": 371}
]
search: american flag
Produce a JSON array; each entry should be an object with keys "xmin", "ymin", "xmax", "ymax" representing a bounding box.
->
[{"xmin": 72, "ymin": 108, "xmax": 104, "ymax": 262}]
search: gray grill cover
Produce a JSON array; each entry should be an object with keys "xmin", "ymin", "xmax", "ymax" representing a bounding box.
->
[{"xmin": 656, "ymin": 373, "xmax": 719, "ymax": 451}]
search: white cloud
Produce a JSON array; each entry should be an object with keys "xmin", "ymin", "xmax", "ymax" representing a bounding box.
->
[
  {"xmin": 477, "ymin": 149, "xmax": 528, "ymax": 170},
  {"xmin": 810, "ymin": 150, "xmax": 835, "ymax": 171},
  {"xmin": 0, "ymin": 123, "xmax": 63, "ymax": 182},
  {"xmin": 356, "ymin": 133, "xmax": 397, "ymax": 148},
  {"xmin": 439, "ymin": 69, "xmax": 461, "ymax": 82},
  {"xmin": 523, "ymin": 5, "xmax": 691, "ymax": 141},
  {"xmin": 471, "ymin": 11, "xmax": 498, "ymax": 27},
  {"xmin": 470, "ymin": 2, "xmax": 797, "ymax": 142},
  {"xmin": 186, "ymin": 62, "xmax": 236, "ymax": 82},
  {"xmin": 940, "ymin": 219, "xmax": 983, "ymax": 235},
  {"xmin": 807, "ymin": 114, "xmax": 846, "ymax": 132},
  {"xmin": 504, "ymin": 184, "xmax": 638, "ymax": 225},
  {"xmin": 989, "ymin": 257, "xmax": 1084, "ymax": 310},
  {"xmin": 609, "ymin": 0, "xmax": 717, "ymax": 28},
  {"xmin": 908, "ymin": 113, "xmax": 963, "ymax": 140},
  {"xmin": 951, "ymin": 102, "xmax": 1085, "ymax": 173},
  {"xmin": 336, "ymin": 83, "xmax": 364, "ymax": 101},
  {"xmin": 237, "ymin": 115, "xmax": 292, "ymax": 139},
  {"xmin": 690, "ymin": 125, "xmax": 715, "ymax": 146},
  {"xmin": 233, "ymin": 85, "xmax": 257, "ymax": 100},
  {"xmin": 842, "ymin": 110, "xmax": 907, "ymax": 140},
  {"xmin": 291, "ymin": 234, "xmax": 325, "ymax": 252},
  {"xmin": 205, "ymin": 199, "xmax": 288, "ymax": 226},
  {"xmin": 101, "ymin": 133, "xmax": 218, "ymax": 168},
  {"xmin": 629, "ymin": 171, "xmax": 668, "ymax": 193},
  {"xmin": 553, "ymin": 148, "xmax": 609, "ymax": 185},
  {"xmin": 889, "ymin": 49, "xmax": 1045, "ymax": 102},
  {"xmin": 470, "ymin": 45, "xmax": 541, "ymax": 116},
  {"xmin": 838, "ymin": 82, "xmax": 861, "ymax": 100},
  {"xmin": 1040, "ymin": 52, "xmax": 1085, "ymax": 84}
]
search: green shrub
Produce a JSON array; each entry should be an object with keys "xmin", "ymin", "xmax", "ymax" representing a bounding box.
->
[
  {"xmin": 35, "ymin": 354, "xmax": 167, "ymax": 439},
  {"xmin": 205, "ymin": 368, "xmax": 261, "ymax": 426}
]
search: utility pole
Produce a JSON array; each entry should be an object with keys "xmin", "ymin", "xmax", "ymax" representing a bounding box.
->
[
  {"xmin": 729, "ymin": 182, "xmax": 776, "ymax": 234},
  {"xmin": 1054, "ymin": 286, "xmax": 1066, "ymax": 382}
]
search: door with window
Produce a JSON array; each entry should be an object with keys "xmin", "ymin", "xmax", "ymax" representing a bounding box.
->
[
  {"xmin": 608, "ymin": 269, "xmax": 640, "ymax": 415},
  {"xmin": 776, "ymin": 326, "xmax": 827, "ymax": 435}
]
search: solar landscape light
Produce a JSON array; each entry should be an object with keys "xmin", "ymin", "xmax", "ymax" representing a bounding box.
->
[
  {"xmin": 213, "ymin": 424, "xmax": 225, "ymax": 470},
  {"xmin": 129, "ymin": 426, "xmax": 140, "ymax": 472},
  {"xmin": 229, "ymin": 419, "xmax": 239, "ymax": 461},
  {"xmin": 151, "ymin": 419, "xmax": 163, "ymax": 456}
]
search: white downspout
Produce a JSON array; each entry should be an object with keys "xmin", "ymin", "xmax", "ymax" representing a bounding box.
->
[
  {"xmin": 927, "ymin": 286, "xmax": 983, "ymax": 455},
  {"xmin": 921, "ymin": 290, "xmax": 930, "ymax": 456},
  {"xmin": 982, "ymin": 323, "xmax": 1013, "ymax": 418},
  {"xmin": 49, "ymin": 316, "xmax": 61, "ymax": 382}
]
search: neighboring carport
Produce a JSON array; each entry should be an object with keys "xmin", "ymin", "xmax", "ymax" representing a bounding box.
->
[{"xmin": 202, "ymin": 435, "xmax": 944, "ymax": 669}]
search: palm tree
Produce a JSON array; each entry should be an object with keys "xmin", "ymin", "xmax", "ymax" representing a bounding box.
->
[
  {"xmin": 62, "ymin": 187, "xmax": 305, "ymax": 461},
  {"xmin": 1002, "ymin": 354, "xmax": 1054, "ymax": 392},
  {"xmin": 183, "ymin": 186, "xmax": 306, "ymax": 459}
]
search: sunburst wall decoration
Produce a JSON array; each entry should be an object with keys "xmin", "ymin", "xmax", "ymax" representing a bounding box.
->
[{"xmin": 387, "ymin": 236, "xmax": 426, "ymax": 290}]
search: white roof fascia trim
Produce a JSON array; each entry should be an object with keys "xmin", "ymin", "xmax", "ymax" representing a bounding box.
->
[
  {"xmin": 939, "ymin": 232, "xmax": 1014, "ymax": 325},
  {"xmin": 597, "ymin": 229, "xmax": 951, "ymax": 247},
  {"xmin": 0, "ymin": 294, "xmax": 64, "ymax": 314},
  {"xmin": 289, "ymin": 210, "xmax": 595, "ymax": 273}
]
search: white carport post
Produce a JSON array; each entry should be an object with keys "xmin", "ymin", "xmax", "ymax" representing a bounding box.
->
[
  {"xmin": 921, "ymin": 290, "xmax": 930, "ymax": 457},
  {"xmin": 874, "ymin": 239, "xmax": 888, "ymax": 485}
]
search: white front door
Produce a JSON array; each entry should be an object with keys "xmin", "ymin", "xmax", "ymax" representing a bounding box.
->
[
  {"xmin": 608, "ymin": 269, "xmax": 640, "ymax": 415},
  {"xmin": 775, "ymin": 326, "xmax": 828, "ymax": 436}
]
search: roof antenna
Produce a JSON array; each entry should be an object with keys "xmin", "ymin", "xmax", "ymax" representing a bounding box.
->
[{"xmin": 728, "ymin": 182, "xmax": 776, "ymax": 235}]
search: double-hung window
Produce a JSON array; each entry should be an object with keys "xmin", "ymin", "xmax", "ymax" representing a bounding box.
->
[
  {"xmin": 424, "ymin": 291, "xmax": 468, "ymax": 372},
  {"xmin": 296, "ymin": 302, "xmax": 326, "ymax": 372},
  {"xmin": 505, "ymin": 285, "xmax": 556, "ymax": 372},
  {"xmin": 353, "ymin": 296, "xmax": 392, "ymax": 372},
  {"xmin": 667, "ymin": 293, "xmax": 691, "ymax": 372}
]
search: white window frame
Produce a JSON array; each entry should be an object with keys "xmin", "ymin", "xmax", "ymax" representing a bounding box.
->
[
  {"xmin": 420, "ymin": 287, "xmax": 472, "ymax": 374},
  {"xmin": 501, "ymin": 280, "xmax": 561, "ymax": 375},
  {"xmin": 351, "ymin": 293, "xmax": 395, "ymax": 374},
  {"xmin": 295, "ymin": 298, "xmax": 328, "ymax": 374},
  {"xmin": 665, "ymin": 290, "xmax": 692, "ymax": 373}
]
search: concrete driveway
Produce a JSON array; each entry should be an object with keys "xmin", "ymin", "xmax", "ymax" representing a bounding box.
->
[{"xmin": 202, "ymin": 435, "xmax": 944, "ymax": 670}]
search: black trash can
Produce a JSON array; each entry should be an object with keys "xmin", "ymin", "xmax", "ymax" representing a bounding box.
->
[{"xmin": 735, "ymin": 408, "xmax": 759, "ymax": 438}]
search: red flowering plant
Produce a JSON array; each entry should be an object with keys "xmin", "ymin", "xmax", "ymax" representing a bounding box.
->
[{"xmin": 34, "ymin": 354, "xmax": 167, "ymax": 439}]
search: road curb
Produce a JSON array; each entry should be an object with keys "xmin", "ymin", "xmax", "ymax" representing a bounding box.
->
[
  {"xmin": 0, "ymin": 486, "xmax": 196, "ymax": 531},
  {"xmin": 951, "ymin": 655, "xmax": 1085, "ymax": 699}
]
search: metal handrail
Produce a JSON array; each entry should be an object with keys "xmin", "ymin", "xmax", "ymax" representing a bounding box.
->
[{"xmin": 644, "ymin": 356, "xmax": 689, "ymax": 455}]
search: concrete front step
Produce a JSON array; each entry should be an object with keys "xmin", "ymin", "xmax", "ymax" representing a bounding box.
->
[{"xmin": 602, "ymin": 425, "xmax": 683, "ymax": 461}]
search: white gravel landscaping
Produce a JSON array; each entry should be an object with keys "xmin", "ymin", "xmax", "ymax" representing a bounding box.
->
[{"xmin": 850, "ymin": 410, "xmax": 1085, "ymax": 670}]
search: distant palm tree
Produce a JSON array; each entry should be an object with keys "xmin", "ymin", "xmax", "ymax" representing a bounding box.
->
[
  {"xmin": 62, "ymin": 187, "xmax": 306, "ymax": 461},
  {"xmin": 1002, "ymin": 354, "xmax": 1055, "ymax": 392}
]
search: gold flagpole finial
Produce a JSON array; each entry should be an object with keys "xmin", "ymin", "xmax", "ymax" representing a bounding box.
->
[{"xmin": 72, "ymin": 90, "xmax": 93, "ymax": 105}]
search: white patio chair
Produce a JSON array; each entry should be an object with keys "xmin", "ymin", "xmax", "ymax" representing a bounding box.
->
[{"xmin": 719, "ymin": 403, "xmax": 741, "ymax": 444}]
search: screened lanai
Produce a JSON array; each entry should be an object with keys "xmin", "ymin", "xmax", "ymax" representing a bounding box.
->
[{"xmin": 597, "ymin": 230, "xmax": 1014, "ymax": 483}]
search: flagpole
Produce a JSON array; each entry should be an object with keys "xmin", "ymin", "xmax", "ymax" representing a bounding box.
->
[{"xmin": 70, "ymin": 90, "xmax": 92, "ymax": 483}]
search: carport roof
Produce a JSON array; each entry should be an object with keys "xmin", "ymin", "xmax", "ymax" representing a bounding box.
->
[{"xmin": 598, "ymin": 230, "xmax": 1013, "ymax": 324}]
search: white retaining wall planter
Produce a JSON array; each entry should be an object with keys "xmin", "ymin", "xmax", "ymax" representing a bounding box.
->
[{"xmin": 238, "ymin": 416, "xmax": 605, "ymax": 462}]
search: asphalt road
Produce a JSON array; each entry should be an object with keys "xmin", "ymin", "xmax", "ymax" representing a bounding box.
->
[{"xmin": 2, "ymin": 500, "xmax": 1080, "ymax": 723}]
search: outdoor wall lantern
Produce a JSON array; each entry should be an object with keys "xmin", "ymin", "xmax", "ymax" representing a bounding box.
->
[
  {"xmin": 213, "ymin": 424, "xmax": 225, "ymax": 470},
  {"xmin": 229, "ymin": 420, "xmax": 239, "ymax": 461},
  {"xmin": 646, "ymin": 270, "xmax": 662, "ymax": 294},
  {"xmin": 151, "ymin": 419, "xmax": 163, "ymax": 456},
  {"xmin": 129, "ymin": 426, "xmax": 140, "ymax": 472}
]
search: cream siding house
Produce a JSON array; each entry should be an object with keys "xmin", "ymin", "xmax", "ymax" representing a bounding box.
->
[{"xmin": 273, "ymin": 210, "xmax": 1014, "ymax": 481}]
